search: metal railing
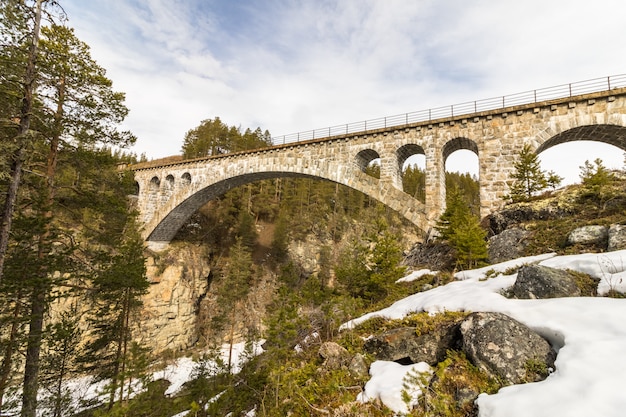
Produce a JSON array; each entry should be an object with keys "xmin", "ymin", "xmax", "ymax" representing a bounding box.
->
[{"xmin": 271, "ymin": 74, "xmax": 626, "ymax": 145}]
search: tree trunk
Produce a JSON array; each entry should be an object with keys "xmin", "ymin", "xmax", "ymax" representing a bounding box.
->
[
  {"xmin": 0, "ymin": 296, "xmax": 22, "ymax": 413},
  {"xmin": 22, "ymin": 52, "xmax": 65, "ymax": 417},
  {"xmin": 0, "ymin": 0, "xmax": 43, "ymax": 284},
  {"xmin": 21, "ymin": 286, "xmax": 46, "ymax": 417}
]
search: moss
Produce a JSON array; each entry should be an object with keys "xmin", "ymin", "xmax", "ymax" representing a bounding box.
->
[
  {"xmin": 569, "ymin": 269, "xmax": 600, "ymax": 296},
  {"xmin": 409, "ymin": 350, "xmax": 502, "ymax": 417},
  {"xmin": 523, "ymin": 358, "xmax": 551, "ymax": 382}
]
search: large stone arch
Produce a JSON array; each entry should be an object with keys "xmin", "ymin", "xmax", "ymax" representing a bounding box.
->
[
  {"xmin": 536, "ymin": 124, "xmax": 626, "ymax": 154},
  {"xmin": 143, "ymin": 168, "xmax": 426, "ymax": 245}
]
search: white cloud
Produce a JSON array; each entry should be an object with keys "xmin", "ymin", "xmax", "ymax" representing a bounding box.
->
[{"xmin": 60, "ymin": 0, "xmax": 626, "ymax": 180}]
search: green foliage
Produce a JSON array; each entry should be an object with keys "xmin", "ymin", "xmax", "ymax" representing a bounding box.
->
[
  {"xmin": 402, "ymin": 164, "xmax": 425, "ymax": 202},
  {"xmin": 81, "ymin": 218, "xmax": 149, "ymax": 408},
  {"xmin": 523, "ymin": 358, "xmax": 550, "ymax": 383},
  {"xmin": 335, "ymin": 227, "xmax": 406, "ymax": 304},
  {"xmin": 181, "ymin": 117, "xmax": 271, "ymax": 158},
  {"xmin": 546, "ymin": 170, "xmax": 564, "ymax": 190},
  {"xmin": 507, "ymin": 144, "xmax": 549, "ymax": 202},
  {"xmin": 410, "ymin": 350, "xmax": 501, "ymax": 417},
  {"xmin": 579, "ymin": 158, "xmax": 617, "ymax": 205},
  {"xmin": 437, "ymin": 186, "xmax": 488, "ymax": 269},
  {"xmin": 445, "ymin": 172, "xmax": 480, "ymax": 217}
]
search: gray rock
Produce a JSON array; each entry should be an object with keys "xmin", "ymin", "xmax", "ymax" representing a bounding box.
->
[
  {"xmin": 488, "ymin": 228, "xmax": 530, "ymax": 263},
  {"xmin": 511, "ymin": 265, "xmax": 581, "ymax": 299},
  {"xmin": 608, "ymin": 224, "xmax": 626, "ymax": 251},
  {"xmin": 348, "ymin": 353, "xmax": 369, "ymax": 377},
  {"xmin": 566, "ymin": 225, "xmax": 608, "ymax": 246},
  {"xmin": 319, "ymin": 342, "xmax": 351, "ymax": 369},
  {"xmin": 363, "ymin": 324, "xmax": 461, "ymax": 366},
  {"xmin": 460, "ymin": 312, "xmax": 556, "ymax": 385}
]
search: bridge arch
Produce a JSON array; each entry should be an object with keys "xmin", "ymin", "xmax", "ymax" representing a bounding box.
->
[
  {"xmin": 536, "ymin": 124, "xmax": 626, "ymax": 154},
  {"xmin": 143, "ymin": 167, "xmax": 426, "ymax": 244}
]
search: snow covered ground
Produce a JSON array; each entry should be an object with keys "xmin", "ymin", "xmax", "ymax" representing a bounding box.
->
[
  {"xmin": 10, "ymin": 251, "xmax": 626, "ymax": 416},
  {"xmin": 345, "ymin": 249, "xmax": 626, "ymax": 416}
]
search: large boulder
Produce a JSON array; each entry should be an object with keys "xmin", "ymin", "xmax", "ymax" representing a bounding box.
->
[
  {"xmin": 403, "ymin": 242, "xmax": 456, "ymax": 271},
  {"xmin": 482, "ymin": 203, "xmax": 570, "ymax": 236},
  {"xmin": 511, "ymin": 265, "xmax": 581, "ymax": 299},
  {"xmin": 566, "ymin": 225, "xmax": 608, "ymax": 247},
  {"xmin": 608, "ymin": 224, "xmax": 626, "ymax": 251},
  {"xmin": 460, "ymin": 312, "xmax": 556, "ymax": 385},
  {"xmin": 363, "ymin": 324, "xmax": 461, "ymax": 366},
  {"xmin": 488, "ymin": 228, "xmax": 530, "ymax": 263}
]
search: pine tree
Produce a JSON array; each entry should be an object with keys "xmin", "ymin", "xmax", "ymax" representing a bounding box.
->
[
  {"xmin": 437, "ymin": 186, "xmax": 488, "ymax": 269},
  {"xmin": 82, "ymin": 217, "xmax": 149, "ymax": 410},
  {"xmin": 507, "ymin": 144, "xmax": 548, "ymax": 202},
  {"xmin": 220, "ymin": 238, "xmax": 253, "ymax": 371}
]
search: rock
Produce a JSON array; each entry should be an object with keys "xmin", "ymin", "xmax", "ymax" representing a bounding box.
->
[
  {"xmin": 482, "ymin": 203, "xmax": 570, "ymax": 236},
  {"xmin": 608, "ymin": 224, "xmax": 626, "ymax": 251},
  {"xmin": 404, "ymin": 242, "xmax": 456, "ymax": 271},
  {"xmin": 363, "ymin": 324, "xmax": 461, "ymax": 366},
  {"xmin": 488, "ymin": 228, "xmax": 530, "ymax": 263},
  {"xmin": 319, "ymin": 342, "xmax": 351, "ymax": 369},
  {"xmin": 348, "ymin": 353, "xmax": 369, "ymax": 377},
  {"xmin": 511, "ymin": 265, "xmax": 580, "ymax": 299},
  {"xmin": 460, "ymin": 312, "xmax": 556, "ymax": 385},
  {"xmin": 566, "ymin": 225, "xmax": 608, "ymax": 246}
]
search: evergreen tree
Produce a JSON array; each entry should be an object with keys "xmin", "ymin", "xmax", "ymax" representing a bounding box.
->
[
  {"xmin": 82, "ymin": 217, "xmax": 149, "ymax": 410},
  {"xmin": 546, "ymin": 170, "xmax": 564, "ymax": 190},
  {"xmin": 507, "ymin": 144, "xmax": 548, "ymax": 202},
  {"xmin": 181, "ymin": 117, "xmax": 272, "ymax": 159},
  {"xmin": 40, "ymin": 310, "xmax": 82, "ymax": 417},
  {"xmin": 579, "ymin": 158, "xmax": 616, "ymax": 205},
  {"xmin": 402, "ymin": 165, "xmax": 425, "ymax": 202},
  {"xmin": 437, "ymin": 186, "xmax": 488, "ymax": 269},
  {"xmin": 220, "ymin": 238, "xmax": 253, "ymax": 371}
]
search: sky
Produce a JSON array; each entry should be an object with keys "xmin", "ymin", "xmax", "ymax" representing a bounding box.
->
[{"xmin": 58, "ymin": 0, "xmax": 626, "ymax": 183}]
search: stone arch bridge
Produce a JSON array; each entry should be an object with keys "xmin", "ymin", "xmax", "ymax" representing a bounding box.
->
[{"xmin": 131, "ymin": 79, "xmax": 626, "ymax": 248}]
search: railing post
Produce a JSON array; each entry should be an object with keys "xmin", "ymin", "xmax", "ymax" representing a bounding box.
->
[
  {"xmin": 569, "ymin": 83, "xmax": 572, "ymax": 97},
  {"xmin": 608, "ymin": 76, "xmax": 611, "ymax": 90},
  {"xmin": 502, "ymin": 96, "xmax": 505, "ymax": 108},
  {"xmin": 474, "ymin": 101, "xmax": 477, "ymax": 113},
  {"xmin": 428, "ymin": 109, "xmax": 431, "ymax": 121},
  {"xmin": 451, "ymin": 105, "xmax": 454, "ymax": 117},
  {"xmin": 405, "ymin": 113, "xmax": 408, "ymax": 125},
  {"xmin": 534, "ymin": 90, "xmax": 537, "ymax": 103},
  {"xmin": 384, "ymin": 117, "xmax": 387, "ymax": 128}
]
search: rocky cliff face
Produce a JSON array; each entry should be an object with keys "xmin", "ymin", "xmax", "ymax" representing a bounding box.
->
[{"xmin": 138, "ymin": 243, "xmax": 211, "ymax": 354}]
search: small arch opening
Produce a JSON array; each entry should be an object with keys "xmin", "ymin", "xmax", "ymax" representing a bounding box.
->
[
  {"xmin": 165, "ymin": 174, "xmax": 175, "ymax": 189},
  {"xmin": 181, "ymin": 172, "xmax": 192, "ymax": 186},
  {"xmin": 149, "ymin": 176, "xmax": 160, "ymax": 191},
  {"xmin": 398, "ymin": 144, "xmax": 426, "ymax": 202},
  {"xmin": 356, "ymin": 149, "xmax": 381, "ymax": 179},
  {"xmin": 443, "ymin": 138, "xmax": 480, "ymax": 216}
]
